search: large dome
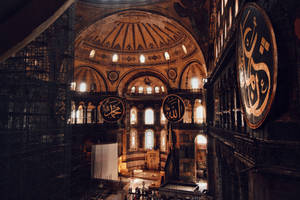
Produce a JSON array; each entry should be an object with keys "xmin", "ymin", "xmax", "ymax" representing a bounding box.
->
[{"xmin": 75, "ymin": 10, "xmax": 201, "ymax": 67}]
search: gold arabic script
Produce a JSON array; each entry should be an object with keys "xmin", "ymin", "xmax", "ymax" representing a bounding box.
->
[{"xmin": 239, "ymin": 10, "xmax": 271, "ymax": 117}]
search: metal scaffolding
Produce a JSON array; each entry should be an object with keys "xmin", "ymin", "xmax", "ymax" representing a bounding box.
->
[{"xmin": 0, "ymin": 5, "xmax": 74, "ymax": 200}]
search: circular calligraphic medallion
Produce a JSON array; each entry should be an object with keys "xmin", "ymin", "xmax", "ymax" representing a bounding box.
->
[
  {"xmin": 237, "ymin": 3, "xmax": 277, "ymax": 129},
  {"xmin": 100, "ymin": 97, "xmax": 125, "ymax": 122},
  {"xmin": 162, "ymin": 94, "xmax": 185, "ymax": 122}
]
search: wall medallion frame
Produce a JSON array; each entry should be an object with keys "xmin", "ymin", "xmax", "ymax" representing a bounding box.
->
[
  {"xmin": 162, "ymin": 94, "xmax": 185, "ymax": 122},
  {"xmin": 100, "ymin": 97, "xmax": 125, "ymax": 122},
  {"xmin": 236, "ymin": 3, "xmax": 278, "ymax": 129},
  {"xmin": 167, "ymin": 68, "xmax": 177, "ymax": 81},
  {"xmin": 107, "ymin": 71, "xmax": 119, "ymax": 84}
]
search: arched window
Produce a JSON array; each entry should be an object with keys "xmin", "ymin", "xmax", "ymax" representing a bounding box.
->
[
  {"xmin": 87, "ymin": 104, "xmax": 92, "ymax": 124},
  {"xmin": 70, "ymin": 82, "xmax": 76, "ymax": 91},
  {"xmin": 145, "ymin": 129, "xmax": 154, "ymax": 150},
  {"xmin": 79, "ymin": 82, "xmax": 87, "ymax": 92},
  {"xmin": 146, "ymin": 86, "xmax": 152, "ymax": 94},
  {"xmin": 131, "ymin": 86, "xmax": 136, "ymax": 93},
  {"xmin": 71, "ymin": 103, "xmax": 76, "ymax": 124},
  {"xmin": 160, "ymin": 108, "xmax": 167, "ymax": 125},
  {"xmin": 194, "ymin": 99, "xmax": 204, "ymax": 124},
  {"xmin": 155, "ymin": 86, "xmax": 160, "ymax": 93},
  {"xmin": 130, "ymin": 107, "xmax": 138, "ymax": 125},
  {"xmin": 196, "ymin": 135, "xmax": 207, "ymax": 146},
  {"xmin": 130, "ymin": 129, "xmax": 137, "ymax": 150},
  {"xmin": 183, "ymin": 99, "xmax": 192, "ymax": 123},
  {"xmin": 145, "ymin": 108, "xmax": 154, "ymax": 125},
  {"xmin": 138, "ymin": 86, "xmax": 144, "ymax": 94},
  {"xmin": 160, "ymin": 129, "xmax": 167, "ymax": 152},
  {"xmin": 76, "ymin": 105, "xmax": 84, "ymax": 124},
  {"xmin": 191, "ymin": 77, "xmax": 199, "ymax": 90}
]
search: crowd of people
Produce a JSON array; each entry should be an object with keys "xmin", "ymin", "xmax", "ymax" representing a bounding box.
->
[{"xmin": 125, "ymin": 186, "xmax": 205, "ymax": 200}]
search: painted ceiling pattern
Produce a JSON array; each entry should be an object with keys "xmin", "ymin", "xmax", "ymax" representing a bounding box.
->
[{"xmin": 75, "ymin": 10, "xmax": 198, "ymax": 66}]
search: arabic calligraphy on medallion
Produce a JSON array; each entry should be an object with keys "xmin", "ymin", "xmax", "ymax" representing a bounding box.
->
[
  {"xmin": 100, "ymin": 97, "xmax": 124, "ymax": 122},
  {"xmin": 162, "ymin": 94, "xmax": 185, "ymax": 122},
  {"xmin": 237, "ymin": 3, "xmax": 277, "ymax": 129}
]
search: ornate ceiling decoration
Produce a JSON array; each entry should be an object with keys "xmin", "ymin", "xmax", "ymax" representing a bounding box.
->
[{"xmin": 75, "ymin": 10, "xmax": 199, "ymax": 67}]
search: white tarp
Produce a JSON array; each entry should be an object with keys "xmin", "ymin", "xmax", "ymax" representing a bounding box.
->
[{"xmin": 91, "ymin": 143, "xmax": 118, "ymax": 181}]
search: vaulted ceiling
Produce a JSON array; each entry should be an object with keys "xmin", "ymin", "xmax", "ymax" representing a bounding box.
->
[
  {"xmin": 75, "ymin": 10, "xmax": 201, "ymax": 67},
  {"xmin": 74, "ymin": 0, "xmax": 210, "ymax": 93}
]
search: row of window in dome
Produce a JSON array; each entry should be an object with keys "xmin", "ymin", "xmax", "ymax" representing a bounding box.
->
[
  {"xmin": 129, "ymin": 86, "xmax": 166, "ymax": 94},
  {"xmin": 88, "ymin": 45, "xmax": 188, "ymax": 63}
]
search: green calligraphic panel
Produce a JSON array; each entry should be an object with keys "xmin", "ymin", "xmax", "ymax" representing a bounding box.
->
[
  {"xmin": 100, "ymin": 97, "xmax": 124, "ymax": 122},
  {"xmin": 237, "ymin": 3, "xmax": 277, "ymax": 129},
  {"xmin": 162, "ymin": 94, "xmax": 185, "ymax": 122}
]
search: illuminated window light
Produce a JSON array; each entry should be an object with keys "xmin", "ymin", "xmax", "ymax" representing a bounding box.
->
[
  {"xmin": 197, "ymin": 181, "xmax": 208, "ymax": 193},
  {"xmin": 145, "ymin": 129, "xmax": 154, "ymax": 150},
  {"xmin": 76, "ymin": 110, "xmax": 80, "ymax": 119},
  {"xmin": 112, "ymin": 53, "xmax": 118, "ymax": 62},
  {"xmin": 182, "ymin": 45, "xmax": 187, "ymax": 54},
  {"xmin": 130, "ymin": 108, "xmax": 137, "ymax": 125},
  {"xmin": 191, "ymin": 77, "xmax": 199, "ymax": 90},
  {"xmin": 145, "ymin": 108, "xmax": 154, "ymax": 125},
  {"xmin": 138, "ymin": 86, "xmax": 144, "ymax": 94},
  {"xmin": 79, "ymin": 82, "xmax": 87, "ymax": 92},
  {"xmin": 89, "ymin": 49, "xmax": 95, "ymax": 58},
  {"xmin": 140, "ymin": 54, "xmax": 145, "ymax": 63},
  {"xmin": 131, "ymin": 135, "xmax": 135, "ymax": 148},
  {"xmin": 146, "ymin": 87, "xmax": 152, "ymax": 94},
  {"xmin": 70, "ymin": 82, "xmax": 76, "ymax": 90},
  {"xmin": 161, "ymin": 86, "xmax": 165, "ymax": 92},
  {"xmin": 130, "ymin": 129, "xmax": 137, "ymax": 150},
  {"xmin": 164, "ymin": 52, "xmax": 170, "ymax": 60},
  {"xmin": 196, "ymin": 135, "xmax": 207, "ymax": 145},
  {"xmin": 160, "ymin": 108, "xmax": 167, "ymax": 125},
  {"xmin": 131, "ymin": 86, "xmax": 136, "ymax": 93},
  {"xmin": 71, "ymin": 110, "xmax": 76, "ymax": 124},
  {"xmin": 195, "ymin": 105, "xmax": 204, "ymax": 124},
  {"xmin": 154, "ymin": 86, "xmax": 160, "ymax": 93}
]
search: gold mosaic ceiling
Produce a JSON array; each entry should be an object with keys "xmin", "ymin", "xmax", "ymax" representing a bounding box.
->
[{"xmin": 75, "ymin": 10, "xmax": 199, "ymax": 66}]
